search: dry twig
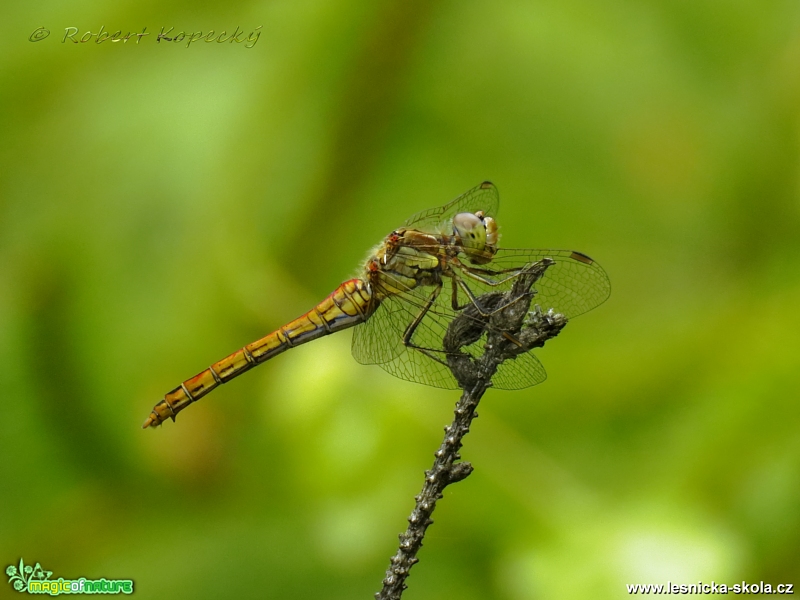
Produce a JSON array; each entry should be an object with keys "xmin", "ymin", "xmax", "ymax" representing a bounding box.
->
[{"xmin": 376, "ymin": 259, "xmax": 567, "ymax": 599}]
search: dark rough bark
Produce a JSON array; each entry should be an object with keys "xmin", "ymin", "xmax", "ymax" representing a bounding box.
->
[{"xmin": 375, "ymin": 259, "xmax": 567, "ymax": 599}]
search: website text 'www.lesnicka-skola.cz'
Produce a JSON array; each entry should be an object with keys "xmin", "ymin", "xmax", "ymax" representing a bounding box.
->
[{"xmin": 627, "ymin": 581, "xmax": 794, "ymax": 594}]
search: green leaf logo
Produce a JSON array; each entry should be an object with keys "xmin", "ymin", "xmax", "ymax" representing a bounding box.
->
[{"xmin": 6, "ymin": 559, "xmax": 52, "ymax": 593}]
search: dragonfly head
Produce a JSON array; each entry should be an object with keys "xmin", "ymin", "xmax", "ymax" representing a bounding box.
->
[{"xmin": 453, "ymin": 211, "xmax": 498, "ymax": 264}]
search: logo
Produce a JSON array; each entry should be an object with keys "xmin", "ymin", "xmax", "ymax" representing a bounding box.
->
[{"xmin": 6, "ymin": 559, "xmax": 134, "ymax": 595}]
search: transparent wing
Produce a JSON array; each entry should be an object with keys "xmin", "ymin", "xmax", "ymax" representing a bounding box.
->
[
  {"xmin": 493, "ymin": 351, "xmax": 547, "ymax": 390},
  {"xmin": 480, "ymin": 248, "xmax": 611, "ymax": 318},
  {"xmin": 351, "ymin": 296, "xmax": 407, "ymax": 365},
  {"xmin": 351, "ymin": 259, "xmax": 558, "ymax": 390},
  {"xmin": 366, "ymin": 291, "xmax": 462, "ymax": 389},
  {"xmin": 352, "ymin": 273, "xmax": 460, "ymax": 388},
  {"xmin": 361, "ymin": 245, "xmax": 611, "ymax": 320},
  {"xmin": 403, "ymin": 181, "xmax": 500, "ymax": 233}
]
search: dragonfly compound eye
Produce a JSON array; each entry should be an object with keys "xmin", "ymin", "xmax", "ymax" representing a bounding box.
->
[{"xmin": 453, "ymin": 212, "xmax": 487, "ymax": 251}]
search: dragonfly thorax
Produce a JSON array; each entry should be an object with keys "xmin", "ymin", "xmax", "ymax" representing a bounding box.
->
[{"xmin": 366, "ymin": 233, "xmax": 444, "ymax": 300}]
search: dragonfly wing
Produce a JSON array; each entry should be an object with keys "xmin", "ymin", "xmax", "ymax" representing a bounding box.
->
[
  {"xmin": 351, "ymin": 266, "xmax": 448, "ymax": 366},
  {"xmin": 469, "ymin": 248, "xmax": 611, "ymax": 319},
  {"xmin": 371, "ymin": 292, "xmax": 461, "ymax": 389},
  {"xmin": 351, "ymin": 279, "xmax": 459, "ymax": 387},
  {"xmin": 352, "ymin": 265, "xmax": 554, "ymax": 390},
  {"xmin": 351, "ymin": 299, "xmax": 406, "ymax": 365},
  {"xmin": 403, "ymin": 181, "xmax": 500, "ymax": 232},
  {"xmin": 493, "ymin": 351, "xmax": 547, "ymax": 390}
]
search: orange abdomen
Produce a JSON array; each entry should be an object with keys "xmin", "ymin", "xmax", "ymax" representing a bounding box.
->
[{"xmin": 143, "ymin": 278, "xmax": 373, "ymax": 428}]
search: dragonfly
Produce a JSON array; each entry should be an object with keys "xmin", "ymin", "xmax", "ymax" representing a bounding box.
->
[{"xmin": 143, "ymin": 182, "xmax": 610, "ymax": 428}]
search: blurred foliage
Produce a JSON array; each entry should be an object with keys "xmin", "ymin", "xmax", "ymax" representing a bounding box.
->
[{"xmin": 2, "ymin": 0, "xmax": 800, "ymax": 598}]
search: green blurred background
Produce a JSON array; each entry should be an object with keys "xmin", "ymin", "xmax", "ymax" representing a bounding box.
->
[{"xmin": 2, "ymin": 1, "xmax": 800, "ymax": 598}]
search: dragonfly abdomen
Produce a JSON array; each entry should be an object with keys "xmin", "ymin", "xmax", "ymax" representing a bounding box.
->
[{"xmin": 142, "ymin": 279, "xmax": 373, "ymax": 428}]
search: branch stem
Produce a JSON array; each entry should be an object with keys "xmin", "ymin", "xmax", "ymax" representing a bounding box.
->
[
  {"xmin": 376, "ymin": 260, "xmax": 566, "ymax": 599},
  {"xmin": 375, "ymin": 380, "xmax": 487, "ymax": 599}
]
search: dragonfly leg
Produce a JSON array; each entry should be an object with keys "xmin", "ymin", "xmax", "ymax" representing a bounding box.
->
[
  {"xmin": 402, "ymin": 282, "xmax": 441, "ymax": 346},
  {"xmin": 454, "ymin": 270, "xmax": 527, "ymax": 317},
  {"xmin": 450, "ymin": 271, "xmax": 519, "ymax": 320},
  {"xmin": 460, "ymin": 264, "xmax": 529, "ymax": 288},
  {"xmin": 455, "ymin": 277, "xmax": 490, "ymax": 316},
  {"xmin": 403, "ymin": 277, "xmax": 527, "ymax": 365},
  {"xmin": 452, "ymin": 271, "xmax": 532, "ymax": 322},
  {"xmin": 400, "ymin": 283, "xmax": 452, "ymax": 367},
  {"xmin": 450, "ymin": 276, "xmax": 474, "ymax": 311}
]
